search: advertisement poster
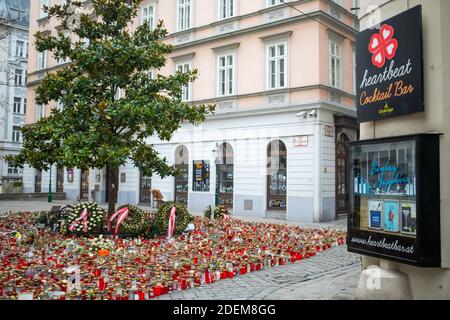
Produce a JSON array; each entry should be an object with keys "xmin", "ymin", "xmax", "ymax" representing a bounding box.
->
[
  {"xmin": 356, "ymin": 6, "xmax": 423, "ymax": 123},
  {"xmin": 192, "ymin": 160, "xmax": 210, "ymax": 192},
  {"xmin": 383, "ymin": 200, "xmax": 400, "ymax": 232},
  {"xmin": 401, "ymin": 202, "xmax": 417, "ymax": 235},
  {"xmin": 368, "ymin": 200, "xmax": 382, "ymax": 229}
]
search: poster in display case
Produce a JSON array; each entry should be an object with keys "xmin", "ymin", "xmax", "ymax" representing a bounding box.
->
[
  {"xmin": 348, "ymin": 134, "xmax": 441, "ymax": 267},
  {"xmin": 192, "ymin": 160, "xmax": 210, "ymax": 192},
  {"xmin": 383, "ymin": 200, "xmax": 400, "ymax": 233},
  {"xmin": 368, "ymin": 200, "xmax": 382, "ymax": 229}
]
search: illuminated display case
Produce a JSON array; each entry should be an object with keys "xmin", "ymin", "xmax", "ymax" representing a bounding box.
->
[{"xmin": 348, "ymin": 134, "xmax": 440, "ymax": 267}]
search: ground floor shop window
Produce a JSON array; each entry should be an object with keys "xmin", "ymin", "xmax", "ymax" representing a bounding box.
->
[
  {"xmin": 56, "ymin": 167, "xmax": 64, "ymax": 192},
  {"xmin": 139, "ymin": 172, "xmax": 152, "ymax": 204},
  {"xmin": 267, "ymin": 140, "xmax": 287, "ymax": 210},
  {"xmin": 217, "ymin": 142, "xmax": 234, "ymax": 208},
  {"xmin": 34, "ymin": 169, "xmax": 42, "ymax": 193},
  {"xmin": 80, "ymin": 169, "xmax": 89, "ymax": 200},
  {"xmin": 174, "ymin": 145, "xmax": 189, "ymax": 205}
]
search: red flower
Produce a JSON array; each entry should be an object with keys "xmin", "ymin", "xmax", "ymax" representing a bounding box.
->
[{"xmin": 368, "ymin": 24, "xmax": 399, "ymax": 68}]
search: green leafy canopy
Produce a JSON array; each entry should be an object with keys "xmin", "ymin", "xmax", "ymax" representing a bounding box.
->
[{"xmin": 5, "ymin": 0, "xmax": 214, "ymax": 178}]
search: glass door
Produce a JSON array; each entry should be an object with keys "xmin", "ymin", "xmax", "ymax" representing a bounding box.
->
[
  {"xmin": 217, "ymin": 142, "xmax": 234, "ymax": 208},
  {"xmin": 267, "ymin": 140, "xmax": 287, "ymax": 210}
]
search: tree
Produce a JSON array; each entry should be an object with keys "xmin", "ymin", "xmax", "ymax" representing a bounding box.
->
[{"xmin": 5, "ymin": 0, "xmax": 214, "ymax": 214}]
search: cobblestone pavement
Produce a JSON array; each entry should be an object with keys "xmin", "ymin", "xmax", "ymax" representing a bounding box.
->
[
  {"xmin": 0, "ymin": 200, "xmax": 361, "ymax": 299},
  {"xmin": 154, "ymin": 245, "xmax": 361, "ymax": 300}
]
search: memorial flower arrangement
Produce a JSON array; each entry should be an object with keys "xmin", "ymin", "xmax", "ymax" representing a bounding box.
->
[
  {"xmin": 214, "ymin": 205, "xmax": 229, "ymax": 220},
  {"xmin": 155, "ymin": 202, "xmax": 193, "ymax": 235},
  {"xmin": 0, "ymin": 211, "xmax": 346, "ymax": 300},
  {"xmin": 116, "ymin": 205, "xmax": 148, "ymax": 236},
  {"xmin": 66, "ymin": 202, "xmax": 105, "ymax": 235},
  {"xmin": 204, "ymin": 205, "xmax": 230, "ymax": 220}
]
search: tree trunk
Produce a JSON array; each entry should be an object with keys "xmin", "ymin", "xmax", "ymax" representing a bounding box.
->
[{"xmin": 107, "ymin": 165, "xmax": 119, "ymax": 215}]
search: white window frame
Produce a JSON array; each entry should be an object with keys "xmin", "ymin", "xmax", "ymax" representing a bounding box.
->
[
  {"xmin": 57, "ymin": 99, "xmax": 64, "ymax": 111},
  {"xmin": 39, "ymin": 0, "xmax": 49, "ymax": 19},
  {"xmin": 14, "ymin": 68, "xmax": 24, "ymax": 86},
  {"xmin": 37, "ymin": 51, "xmax": 47, "ymax": 70},
  {"xmin": 216, "ymin": 53, "xmax": 236, "ymax": 97},
  {"xmin": 7, "ymin": 163, "xmax": 22, "ymax": 175},
  {"xmin": 177, "ymin": 0, "xmax": 192, "ymax": 31},
  {"xmin": 23, "ymin": 98, "xmax": 27, "ymax": 114},
  {"xmin": 176, "ymin": 62, "xmax": 192, "ymax": 102},
  {"xmin": 267, "ymin": 0, "xmax": 282, "ymax": 7},
  {"xmin": 329, "ymin": 40, "xmax": 342, "ymax": 89},
  {"xmin": 148, "ymin": 69, "xmax": 155, "ymax": 79},
  {"xmin": 13, "ymin": 97, "xmax": 21, "ymax": 114},
  {"xmin": 141, "ymin": 3, "xmax": 156, "ymax": 29},
  {"xmin": 266, "ymin": 41, "xmax": 288, "ymax": 90},
  {"xmin": 12, "ymin": 126, "xmax": 21, "ymax": 142},
  {"xmin": 36, "ymin": 104, "xmax": 44, "ymax": 121},
  {"xmin": 15, "ymin": 40, "xmax": 25, "ymax": 57},
  {"xmin": 219, "ymin": 0, "xmax": 235, "ymax": 20}
]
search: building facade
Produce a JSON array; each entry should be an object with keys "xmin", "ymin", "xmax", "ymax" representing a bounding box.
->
[
  {"xmin": 24, "ymin": 0, "xmax": 358, "ymax": 222},
  {"xmin": 0, "ymin": 0, "xmax": 29, "ymax": 193},
  {"xmin": 356, "ymin": 0, "xmax": 450, "ymax": 299}
]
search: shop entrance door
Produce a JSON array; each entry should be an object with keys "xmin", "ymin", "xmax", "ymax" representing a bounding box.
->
[{"xmin": 336, "ymin": 133, "xmax": 349, "ymax": 216}]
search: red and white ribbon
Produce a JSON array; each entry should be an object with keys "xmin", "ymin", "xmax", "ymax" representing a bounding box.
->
[
  {"xmin": 68, "ymin": 208, "xmax": 89, "ymax": 233},
  {"xmin": 108, "ymin": 207, "xmax": 129, "ymax": 235},
  {"xmin": 167, "ymin": 207, "xmax": 176, "ymax": 240},
  {"xmin": 223, "ymin": 214, "xmax": 231, "ymax": 220}
]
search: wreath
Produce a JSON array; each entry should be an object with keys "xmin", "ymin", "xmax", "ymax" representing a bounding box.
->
[
  {"xmin": 155, "ymin": 202, "xmax": 193, "ymax": 236},
  {"xmin": 214, "ymin": 205, "xmax": 229, "ymax": 219},
  {"xmin": 66, "ymin": 202, "xmax": 105, "ymax": 235},
  {"xmin": 116, "ymin": 205, "xmax": 148, "ymax": 236}
]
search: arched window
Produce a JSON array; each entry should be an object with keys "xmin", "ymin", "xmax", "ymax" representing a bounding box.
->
[
  {"xmin": 217, "ymin": 142, "xmax": 234, "ymax": 208},
  {"xmin": 267, "ymin": 140, "xmax": 287, "ymax": 210},
  {"xmin": 174, "ymin": 145, "xmax": 189, "ymax": 205}
]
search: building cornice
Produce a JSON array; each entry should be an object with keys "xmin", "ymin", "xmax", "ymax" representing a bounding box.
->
[
  {"xmin": 168, "ymin": 0, "xmax": 356, "ymax": 39},
  {"xmin": 191, "ymin": 84, "xmax": 355, "ymax": 106},
  {"xmin": 205, "ymin": 101, "xmax": 356, "ymax": 121},
  {"xmin": 171, "ymin": 10, "xmax": 357, "ymax": 52}
]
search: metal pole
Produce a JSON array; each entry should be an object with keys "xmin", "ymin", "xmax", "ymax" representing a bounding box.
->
[
  {"xmin": 215, "ymin": 164, "xmax": 219, "ymax": 207},
  {"xmin": 48, "ymin": 164, "xmax": 52, "ymax": 202}
]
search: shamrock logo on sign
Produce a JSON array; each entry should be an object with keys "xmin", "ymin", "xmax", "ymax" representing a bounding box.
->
[{"xmin": 368, "ymin": 24, "xmax": 399, "ymax": 68}]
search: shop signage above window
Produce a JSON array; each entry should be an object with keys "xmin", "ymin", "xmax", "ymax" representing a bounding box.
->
[
  {"xmin": 356, "ymin": 5, "xmax": 424, "ymax": 123},
  {"xmin": 347, "ymin": 134, "xmax": 441, "ymax": 267}
]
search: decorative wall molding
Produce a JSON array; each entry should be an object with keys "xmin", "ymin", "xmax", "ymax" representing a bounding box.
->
[
  {"xmin": 264, "ymin": 7, "xmax": 289, "ymax": 23},
  {"xmin": 215, "ymin": 21, "xmax": 238, "ymax": 35}
]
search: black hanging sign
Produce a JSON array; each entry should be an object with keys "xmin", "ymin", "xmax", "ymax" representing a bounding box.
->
[{"xmin": 356, "ymin": 5, "xmax": 424, "ymax": 123}]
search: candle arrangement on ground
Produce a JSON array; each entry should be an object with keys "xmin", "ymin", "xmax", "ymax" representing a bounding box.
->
[{"xmin": 0, "ymin": 209, "xmax": 346, "ymax": 300}]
